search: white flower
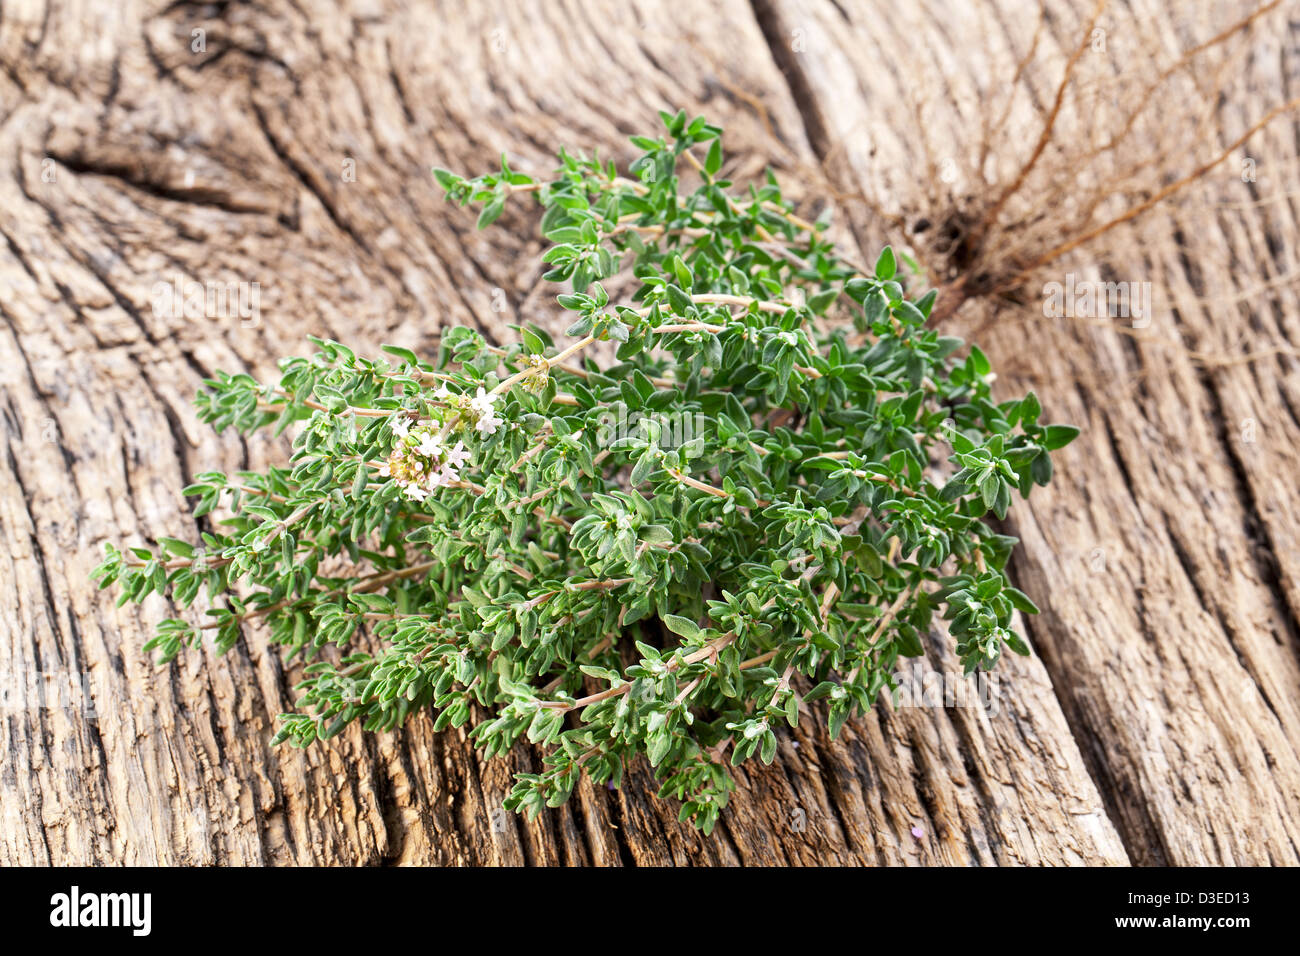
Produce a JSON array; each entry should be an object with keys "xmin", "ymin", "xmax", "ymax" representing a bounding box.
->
[
  {"xmin": 470, "ymin": 386, "xmax": 497, "ymax": 418},
  {"xmin": 435, "ymin": 461, "xmax": 466, "ymax": 488},
  {"xmin": 390, "ymin": 415, "xmax": 411, "ymax": 439},
  {"xmin": 377, "ymin": 461, "xmax": 391, "ymax": 477},
  {"xmin": 403, "ymin": 483, "xmax": 429, "ymax": 502},
  {"xmin": 434, "ymin": 384, "xmax": 451, "ymax": 400},
  {"xmin": 417, "ymin": 431, "xmax": 444, "ymax": 458},
  {"xmin": 475, "ymin": 407, "xmax": 503, "ymax": 435},
  {"xmin": 444, "ymin": 441, "xmax": 471, "ymax": 470}
]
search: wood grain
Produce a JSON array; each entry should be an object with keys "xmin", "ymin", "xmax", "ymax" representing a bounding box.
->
[
  {"xmin": 0, "ymin": 0, "xmax": 1292, "ymax": 865},
  {"xmin": 754, "ymin": 0, "xmax": 1300, "ymax": 863}
]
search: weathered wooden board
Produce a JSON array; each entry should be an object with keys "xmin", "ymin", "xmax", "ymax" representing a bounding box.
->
[
  {"xmin": 753, "ymin": 0, "xmax": 1300, "ymax": 863},
  {"xmin": 0, "ymin": 0, "xmax": 1293, "ymax": 865}
]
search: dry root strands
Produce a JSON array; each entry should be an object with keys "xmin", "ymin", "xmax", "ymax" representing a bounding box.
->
[
  {"xmin": 94, "ymin": 113, "xmax": 1076, "ymax": 833},
  {"xmin": 832, "ymin": 0, "xmax": 1299, "ymax": 323}
]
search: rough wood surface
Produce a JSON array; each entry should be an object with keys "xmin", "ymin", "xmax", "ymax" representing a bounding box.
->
[{"xmin": 0, "ymin": 0, "xmax": 1294, "ymax": 865}]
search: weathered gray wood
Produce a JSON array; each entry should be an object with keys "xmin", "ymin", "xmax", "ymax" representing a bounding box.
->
[
  {"xmin": 4, "ymin": 0, "xmax": 1290, "ymax": 866},
  {"xmin": 754, "ymin": 0, "xmax": 1300, "ymax": 863}
]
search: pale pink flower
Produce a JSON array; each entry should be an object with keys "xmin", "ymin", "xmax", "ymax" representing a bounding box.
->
[
  {"xmin": 469, "ymin": 386, "xmax": 496, "ymax": 418},
  {"xmin": 444, "ymin": 441, "xmax": 471, "ymax": 470},
  {"xmin": 475, "ymin": 407, "xmax": 503, "ymax": 435},
  {"xmin": 417, "ymin": 432, "xmax": 444, "ymax": 458}
]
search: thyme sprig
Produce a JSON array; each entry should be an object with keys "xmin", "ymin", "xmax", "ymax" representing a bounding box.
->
[{"xmin": 94, "ymin": 112, "xmax": 1077, "ymax": 833}]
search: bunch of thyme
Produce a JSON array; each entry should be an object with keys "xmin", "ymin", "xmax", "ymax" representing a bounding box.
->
[{"xmin": 94, "ymin": 112, "xmax": 1077, "ymax": 832}]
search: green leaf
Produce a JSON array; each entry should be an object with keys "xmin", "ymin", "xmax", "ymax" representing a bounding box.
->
[
  {"xmin": 381, "ymin": 344, "xmax": 420, "ymax": 366},
  {"xmin": 808, "ymin": 288, "xmax": 839, "ymax": 315},
  {"xmin": 665, "ymin": 284, "xmax": 694, "ymax": 316},
  {"xmin": 565, "ymin": 314, "xmax": 594, "ymax": 337},
  {"xmin": 1020, "ymin": 390, "xmax": 1042, "ymax": 426},
  {"xmin": 980, "ymin": 472, "xmax": 1000, "ymax": 509},
  {"xmin": 844, "ymin": 277, "xmax": 874, "ymax": 303},
  {"xmin": 521, "ymin": 328, "xmax": 544, "ymax": 355},
  {"xmin": 874, "ymin": 246, "xmax": 896, "ymax": 280},
  {"xmin": 1041, "ymin": 424, "xmax": 1080, "ymax": 450},
  {"xmin": 661, "ymin": 615, "xmax": 703, "ymax": 641},
  {"xmin": 1005, "ymin": 587, "xmax": 1040, "ymax": 615},
  {"xmin": 158, "ymin": 537, "xmax": 194, "ymax": 558},
  {"xmin": 704, "ymin": 139, "xmax": 722, "ymax": 176},
  {"xmin": 477, "ymin": 197, "xmax": 505, "ymax": 229},
  {"xmin": 1004, "ymin": 631, "xmax": 1031, "ymax": 656}
]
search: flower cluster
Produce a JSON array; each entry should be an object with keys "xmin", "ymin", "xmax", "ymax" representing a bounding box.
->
[
  {"xmin": 519, "ymin": 354, "xmax": 550, "ymax": 393},
  {"xmin": 372, "ymin": 383, "xmax": 510, "ymax": 503},
  {"xmin": 95, "ymin": 113, "xmax": 1077, "ymax": 835},
  {"xmin": 379, "ymin": 416, "xmax": 471, "ymax": 502},
  {"xmin": 435, "ymin": 383, "xmax": 504, "ymax": 436}
]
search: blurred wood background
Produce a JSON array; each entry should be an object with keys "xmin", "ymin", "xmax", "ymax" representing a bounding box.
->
[{"xmin": 2, "ymin": 0, "xmax": 1298, "ymax": 865}]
